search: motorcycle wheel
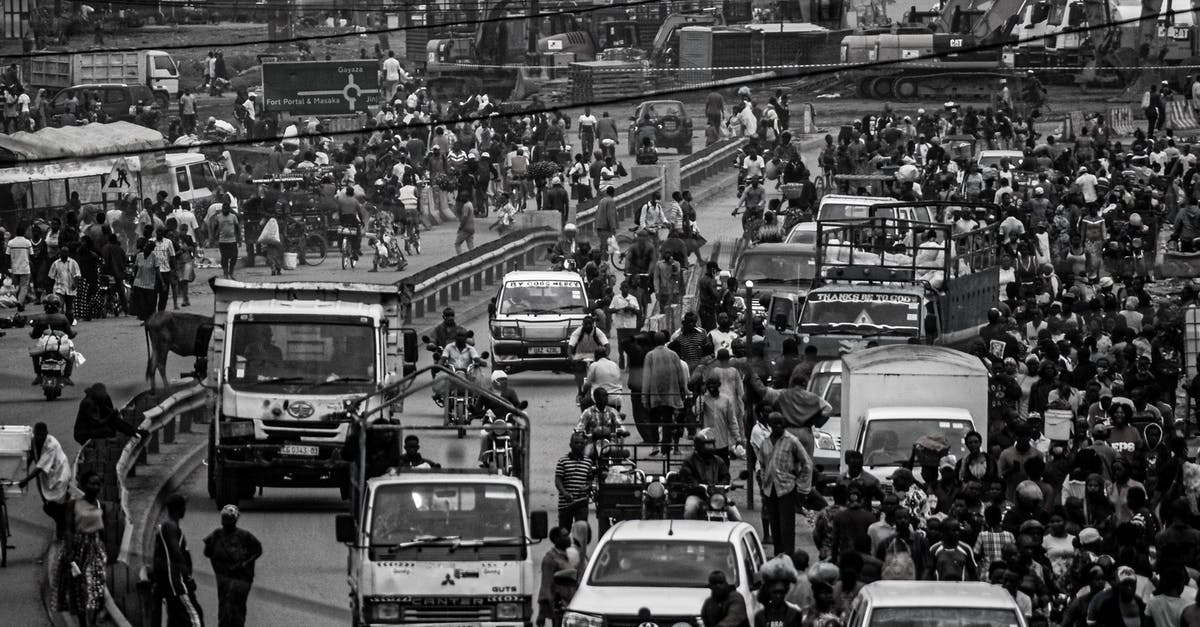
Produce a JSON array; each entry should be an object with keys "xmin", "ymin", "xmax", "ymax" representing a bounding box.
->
[{"xmin": 43, "ymin": 385, "xmax": 60, "ymax": 400}]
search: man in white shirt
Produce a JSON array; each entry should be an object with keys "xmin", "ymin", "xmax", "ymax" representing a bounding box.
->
[
  {"xmin": 169, "ymin": 204, "xmax": 200, "ymax": 237},
  {"xmin": 382, "ymin": 50, "xmax": 403, "ymax": 101},
  {"xmin": 48, "ymin": 248, "xmax": 82, "ymax": 322},
  {"xmin": 6, "ymin": 228, "xmax": 31, "ymax": 310},
  {"xmin": 608, "ymin": 282, "xmax": 640, "ymax": 367},
  {"xmin": 577, "ymin": 107, "xmax": 598, "ymax": 156},
  {"xmin": 1074, "ymin": 166, "xmax": 1098, "ymax": 205},
  {"xmin": 17, "ymin": 422, "xmax": 72, "ymax": 538},
  {"xmin": 583, "ymin": 348, "xmax": 623, "ymax": 409}
]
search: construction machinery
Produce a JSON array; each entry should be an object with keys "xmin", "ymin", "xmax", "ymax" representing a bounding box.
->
[
  {"xmin": 841, "ymin": 0, "xmax": 1028, "ymax": 98},
  {"xmin": 537, "ymin": 11, "xmax": 724, "ymax": 64}
]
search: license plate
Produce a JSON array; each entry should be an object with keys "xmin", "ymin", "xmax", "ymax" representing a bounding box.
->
[
  {"xmin": 529, "ymin": 346, "xmax": 559, "ymax": 355},
  {"xmin": 663, "ymin": 121, "xmax": 677, "ymax": 130},
  {"xmin": 279, "ymin": 444, "xmax": 319, "ymax": 457}
]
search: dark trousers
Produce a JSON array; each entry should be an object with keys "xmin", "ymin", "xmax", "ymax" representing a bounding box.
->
[
  {"xmin": 698, "ymin": 307, "xmax": 717, "ymax": 332},
  {"xmin": 218, "ymin": 243, "xmax": 238, "ymax": 277},
  {"xmin": 157, "ymin": 271, "xmax": 173, "ymax": 311},
  {"xmin": 58, "ymin": 293, "xmax": 74, "ymax": 322},
  {"xmin": 216, "ymin": 575, "xmax": 251, "ymax": 627},
  {"xmin": 42, "ymin": 499, "xmax": 67, "ymax": 539},
  {"xmin": 763, "ymin": 487, "xmax": 798, "ymax": 558},
  {"xmin": 648, "ymin": 405, "xmax": 679, "ymax": 453},
  {"xmin": 630, "ymin": 390, "xmax": 654, "ymax": 442},
  {"xmin": 558, "ymin": 500, "xmax": 588, "ymax": 531},
  {"xmin": 1146, "ymin": 107, "xmax": 1159, "ymax": 135}
]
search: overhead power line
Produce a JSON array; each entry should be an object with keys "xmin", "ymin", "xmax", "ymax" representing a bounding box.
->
[
  {"xmin": 0, "ymin": 7, "xmax": 1194, "ymax": 167},
  {"xmin": 2, "ymin": 0, "xmax": 663, "ymax": 60}
]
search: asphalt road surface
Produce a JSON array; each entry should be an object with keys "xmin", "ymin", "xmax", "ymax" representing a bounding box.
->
[{"xmin": 0, "ymin": 130, "xmax": 810, "ymax": 624}]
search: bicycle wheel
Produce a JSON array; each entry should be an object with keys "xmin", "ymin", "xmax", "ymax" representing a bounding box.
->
[
  {"xmin": 609, "ymin": 250, "xmax": 626, "ymax": 271},
  {"xmin": 814, "ymin": 173, "xmax": 826, "ymax": 197},
  {"xmin": 301, "ymin": 234, "xmax": 327, "ymax": 266},
  {"xmin": 340, "ymin": 236, "xmax": 350, "ymax": 270}
]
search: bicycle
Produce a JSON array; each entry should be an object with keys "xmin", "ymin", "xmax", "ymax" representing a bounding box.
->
[
  {"xmin": 338, "ymin": 225, "xmax": 360, "ymax": 270},
  {"xmin": 284, "ymin": 215, "xmax": 327, "ymax": 266}
]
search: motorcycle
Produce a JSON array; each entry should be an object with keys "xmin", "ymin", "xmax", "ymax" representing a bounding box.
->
[
  {"xmin": 481, "ymin": 412, "xmax": 519, "ymax": 476},
  {"xmin": 639, "ymin": 473, "xmax": 674, "ymax": 520},
  {"xmin": 36, "ymin": 353, "xmax": 68, "ymax": 401},
  {"xmin": 694, "ymin": 483, "xmax": 740, "ymax": 522}
]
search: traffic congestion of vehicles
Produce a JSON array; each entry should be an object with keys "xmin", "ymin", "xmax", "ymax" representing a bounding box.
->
[{"xmin": 7, "ymin": 0, "xmax": 1200, "ymax": 624}]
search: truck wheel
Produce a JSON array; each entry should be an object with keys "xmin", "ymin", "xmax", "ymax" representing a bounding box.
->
[
  {"xmin": 214, "ymin": 467, "xmax": 239, "ymax": 509},
  {"xmin": 154, "ymin": 92, "xmax": 169, "ymax": 111}
]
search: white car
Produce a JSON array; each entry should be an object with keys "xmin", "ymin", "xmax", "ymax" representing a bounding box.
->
[
  {"xmin": 845, "ymin": 580, "xmax": 1028, "ymax": 627},
  {"xmin": 564, "ymin": 520, "xmax": 766, "ymax": 627}
]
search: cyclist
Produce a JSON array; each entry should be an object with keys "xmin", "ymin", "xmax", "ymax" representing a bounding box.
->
[
  {"xmin": 733, "ymin": 177, "xmax": 766, "ymax": 240},
  {"xmin": 505, "ymin": 145, "xmax": 530, "ymax": 210},
  {"xmin": 398, "ymin": 177, "xmax": 422, "ymax": 255},
  {"xmin": 336, "ymin": 185, "xmax": 367, "ymax": 268}
]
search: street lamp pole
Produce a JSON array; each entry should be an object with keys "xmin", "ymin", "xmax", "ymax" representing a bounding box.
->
[{"xmin": 743, "ymin": 279, "xmax": 756, "ymax": 510}]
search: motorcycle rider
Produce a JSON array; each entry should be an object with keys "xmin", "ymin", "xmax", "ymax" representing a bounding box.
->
[
  {"xmin": 30, "ymin": 294, "xmax": 76, "ymax": 386},
  {"xmin": 567, "ymin": 315, "xmax": 609, "ymax": 399},
  {"xmin": 477, "ymin": 369, "xmax": 526, "ymax": 472},
  {"xmin": 551, "ymin": 223, "xmax": 583, "ymax": 270},
  {"xmin": 575, "ymin": 388, "xmax": 627, "ymax": 465},
  {"xmin": 679, "ymin": 429, "xmax": 740, "ymax": 521},
  {"xmin": 433, "ymin": 329, "xmax": 485, "ymax": 406},
  {"xmin": 431, "ymin": 307, "xmax": 464, "ymax": 352}
]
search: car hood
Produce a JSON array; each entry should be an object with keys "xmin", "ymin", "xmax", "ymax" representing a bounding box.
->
[{"xmin": 569, "ymin": 585, "xmax": 708, "ymax": 617}]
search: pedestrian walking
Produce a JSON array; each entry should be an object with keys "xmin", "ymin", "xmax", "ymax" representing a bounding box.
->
[
  {"xmin": 213, "ymin": 203, "xmax": 241, "ymax": 279},
  {"xmin": 47, "ymin": 247, "xmax": 81, "ymax": 323},
  {"xmin": 758, "ymin": 411, "xmax": 812, "ymax": 558},
  {"xmin": 152, "ymin": 494, "xmax": 205, "ymax": 627},
  {"xmin": 131, "ymin": 240, "xmax": 159, "ymax": 321},
  {"xmin": 537, "ymin": 528, "xmax": 573, "ymax": 627},
  {"xmin": 56, "ymin": 470, "xmax": 108, "ymax": 627},
  {"xmin": 641, "ymin": 331, "xmax": 689, "ymax": 455},
  {"xmin": 17, "ymin": 422, "xmax": 72, "ymax": 539},
  {"xmin": 203, "ymin": 505, "xmax": 262, "ymax": 627},
  {"xmin": 554, "ymin": 433, "xmax": 593, "ymax": 530},
  {"xmin": 455, "ymin": 190, "xmax": 475, "ymax": 254},
  {"xmin": 152, "ymin": 228, "xmax": 176, "ymax": 312},
  {"xmin": 6, "ymin": 223, "xmax": 31, "ymax": 311}
]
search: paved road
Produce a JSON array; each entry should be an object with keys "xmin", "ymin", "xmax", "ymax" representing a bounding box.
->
[
  {"xmin": 0, "ymin": 126, "xmax": 803, "ymax": 623},
  {"xmin": 170, "ymin": 140, "xmax": 824, "ymax": 626},
  {"xmin": 0, "ymin": 138, "xmax": 679, "ymax": 624}
]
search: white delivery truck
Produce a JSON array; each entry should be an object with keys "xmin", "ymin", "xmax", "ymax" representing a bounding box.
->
[
  {"xmin": 335, "ymin": 353, "xmax": 547, "ymax": 627},
  {"xmin": 840, "ymin": 345, "xmax": 988, "ymax": 482},
  {"xmin": 205, "ymin": 278, "xmax": 418, "ymax": 508}
]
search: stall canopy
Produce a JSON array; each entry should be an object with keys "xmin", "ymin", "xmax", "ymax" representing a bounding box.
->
[{"xmin": 0, "ymin": 121, "xmax": 165, "ymax": 167}]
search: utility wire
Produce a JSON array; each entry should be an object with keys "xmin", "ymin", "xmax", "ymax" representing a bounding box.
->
[
  {"xmin": 105, "ymin": 0, "xmax": 543, "ymax": 16},
  {"xmin": 0, "ymin": 7, "xmax": 1193, "ymax": 167},
  {"xmin": 2, "ymin": 0, "xmax": 664, "ymax": 60}
]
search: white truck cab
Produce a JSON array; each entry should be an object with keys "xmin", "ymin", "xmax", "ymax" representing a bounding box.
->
[
  {"xmin": 490, "ymin": 270, "xmax": 591, "ymax": 374},
  {"xmin": 336, "ymin": 471, "xmax": 548, "ymax": 627},
  {"xmin": 565, "ymin": 520, "xmax": 765, "ymax": 627}
]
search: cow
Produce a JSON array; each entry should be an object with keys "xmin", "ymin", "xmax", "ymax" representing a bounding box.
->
[{"xmin": 144, "ymin": 311, "xmax": 215, "ymax": 390}]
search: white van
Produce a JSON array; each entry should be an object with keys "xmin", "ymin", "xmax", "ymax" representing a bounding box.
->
[
  {"xmin": 163, "ymin": 152, "xmax": 220, "ymax": 207},
  {"xmin": 817, "ymin": 195, "xmax": 937, "ymax": 223},
  {"xmin": 490, "ymin": 270, "xmax": 591, "ymax": 374}
]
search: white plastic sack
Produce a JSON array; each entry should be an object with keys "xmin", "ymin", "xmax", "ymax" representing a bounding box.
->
[{"xmin": 30, "ymin": 332, "xmax": 73, "ymax": 356}]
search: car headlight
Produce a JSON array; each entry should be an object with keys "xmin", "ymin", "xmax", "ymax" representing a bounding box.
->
[
  {"xmin": 370, "ymin": 601, "xmax": 401, "ymax": 621},
  {"xmin": 492, "ymin": 325, "xmax": 520, "ymax": 339},
  {"xmin": 708, "ymin": 492, "xmax": 727, "ymax": 510},
  {"xmin": 563, "ymin": 611, "xmax": 603, "ymax": 627},
  {"xmin": 495, "ymin": 602, "xmax": 522, "ymax": 619},
  {"xmin": 815, "ymin": 428, "xmax": 838, "ymax": 451}
]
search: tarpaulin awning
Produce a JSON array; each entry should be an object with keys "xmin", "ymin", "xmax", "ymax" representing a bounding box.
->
[
  {"xmin": 0, "ymin": 158, "xmax": 115, "ymax": 184},
  {"xmin": 0, "ymin": 121, "xmax": 165, "ymax": 164}
]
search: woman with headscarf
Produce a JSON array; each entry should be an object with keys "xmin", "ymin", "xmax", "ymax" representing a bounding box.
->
[
  {"xmin": 754, "ymin": 555, "xmax": 803, "ymax": 627},
  {"xmin": 73, "ymin": 383, "xmax": 147, "ymax": 445}
]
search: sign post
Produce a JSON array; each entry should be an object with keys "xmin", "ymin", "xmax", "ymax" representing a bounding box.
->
[{"xmin": 261, "ymin": 60, "xmax": 381, "ymax": 115}]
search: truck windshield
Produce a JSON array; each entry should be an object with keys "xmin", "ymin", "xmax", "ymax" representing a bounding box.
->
[
  {"xmin": 799, "ymin": 292, "xmax": 921, "ymax": 334},
  {"xmin": 819, "ymin": 202, "xmax": 873, "ymax": 220},
  {"xmin": 737, "ymin": 254, "xmax": 815, "ymax": 286},
  {"xmin": 868, "ymin": 607, "xmax": 1020, "ymax": 627},
  {"xmin": 588, "ymin": 540, "xmax": 737, "ymax": 588},
  {"xmin": 369, "ymin": 483, "xmax": 526, "ymax": 557},
  {"xmin": 497, "ymin": 279, "xmax": 587, "ymax": 315},
  {"xmin": 227, "ymin": 319, "xmax": 375, "ymax": 390},
  {"xmin": 861, "ymin": 419, "xmax": 972, "ymax": 467}
]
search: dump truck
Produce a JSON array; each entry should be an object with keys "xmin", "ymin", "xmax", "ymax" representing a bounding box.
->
[
  {"xmin": 205, "ymin": 277, "xmax": 418, "ymax": 508},
  {"xmin": 795, "ymin": 203, "xmax": 1001, "ymax": 359},
  {"xmin": 21, "ymin": 50, "xmax": 180, "ymax": 106},
  {"xmin": 840, "ymin": 344, "xmax": 988, "ymax": 482}
]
